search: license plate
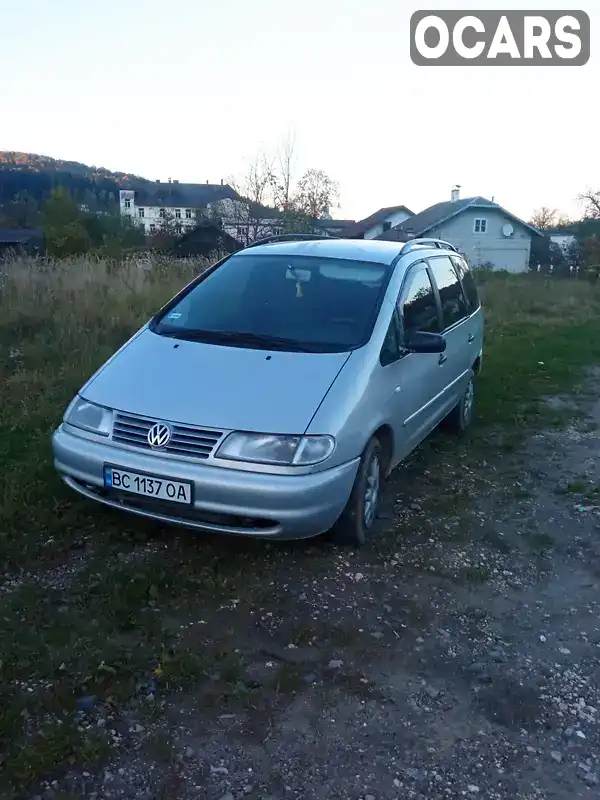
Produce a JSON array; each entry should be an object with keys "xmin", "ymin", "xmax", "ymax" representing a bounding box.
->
[{"xmin": 103, "ymin": 465, "xmax": 193, "ymax": 505}]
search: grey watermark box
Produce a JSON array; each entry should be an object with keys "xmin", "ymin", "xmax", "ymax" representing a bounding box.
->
[{"xmin": 410, "ymin": 10, "xmax": 590, "ymax": 65}]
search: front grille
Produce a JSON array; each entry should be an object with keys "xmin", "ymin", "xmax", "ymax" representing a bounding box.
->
[{"xmin": 112, "ymin": 412, "xmax": 223, "ymax": 459}]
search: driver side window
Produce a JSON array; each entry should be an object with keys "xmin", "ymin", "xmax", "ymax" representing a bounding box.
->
[{"xmin": 399, "ymin": 267, "xmax": 440, "ymax": 341}]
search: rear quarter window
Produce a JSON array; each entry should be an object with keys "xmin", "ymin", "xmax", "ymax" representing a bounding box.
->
[
  {"xmin": 451, "ymin": 255, "xmax": 481, "ymax": 314},
  {"xmin": 428, "ymin": 255, "xmax": 469, "ymax": 329}
]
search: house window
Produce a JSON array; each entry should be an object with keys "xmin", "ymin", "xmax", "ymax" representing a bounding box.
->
[
  {"xmin": 124, "ymin": 199, "xmax": 131, "ymax": 209},
  {"xmin": 175, "ymin": 209, "xmax": 181, "ymax": 219},
  {"xmin": 382, "ymin": 221, "xmax": 392, "ymax": 232},
  {"xmin": 149, "ymin": 224, "xmax": 156, "ymax": 233},
  {"xmin": 474, "ymin": 218, "xmax": 487, "ymax": 234},
  {"xmin": 138, "ymin": 208, "xmax": 145, "ymax": 218},
  {"xmin": 185, "ymin": 208, "xmax": 192, "ymax": 219},
  {"xmin": 175, "ymin": 223, "xmax": 182, "ymax": 234},
  {"xmin": 159, "ymin": 208, "xmax": 166, "ymax": 219}
]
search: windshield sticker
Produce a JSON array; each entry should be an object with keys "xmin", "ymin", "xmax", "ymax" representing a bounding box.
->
[{"xmin": 167, "ymin": 312, "xmax": 182, "ymax": 320}]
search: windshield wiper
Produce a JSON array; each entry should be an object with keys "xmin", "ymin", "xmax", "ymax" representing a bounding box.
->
[{"xmin": 157, "ymin": 328, "xmax": 320, "ymax": 351}]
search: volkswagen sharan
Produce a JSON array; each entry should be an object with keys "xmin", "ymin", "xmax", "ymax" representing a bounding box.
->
[{"xmin": 52, "ymin": 235, "xmax": 483, "ymax": 546}]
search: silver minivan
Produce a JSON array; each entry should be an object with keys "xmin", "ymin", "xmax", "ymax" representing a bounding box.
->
[{"xmin": 52, "ymin": 235, "xmax": 483, "ymax": 546}]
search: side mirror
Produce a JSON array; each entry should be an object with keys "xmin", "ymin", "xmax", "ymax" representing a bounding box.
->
[{"xmin": 405, "ymin": 331, "xmax": 446, "ymax": 354}]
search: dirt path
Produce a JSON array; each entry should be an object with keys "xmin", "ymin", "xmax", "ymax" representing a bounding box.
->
[{"xmin": 16, "ymin": 376, "xmax": 600, "ymax": 800}]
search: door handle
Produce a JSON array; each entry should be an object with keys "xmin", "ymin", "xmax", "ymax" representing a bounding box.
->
[
  {"xmin": 439, "ymin": 354, "xmax": 447, "ymax": 365},
  {"xmin": 468, "ymin": 333, "xmax": 474, "ymax": 343}
]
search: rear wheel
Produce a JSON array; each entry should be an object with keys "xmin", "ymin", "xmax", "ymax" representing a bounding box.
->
[
  {"xmin": 445, "ymin": 374, "xmax": 475, "ymax": 433},
  {"xmin": 331, "ymin": 437, "xmax": 383, "ymax": 546}
]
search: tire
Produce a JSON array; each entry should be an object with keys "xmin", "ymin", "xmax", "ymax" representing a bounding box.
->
[
  {"xmin": 444, "ymin": 374, "xmax": 475, "ymax": 433},
  {"xmin": 330, "ymin": 437, "xmax": 383, "ymax": 547}
]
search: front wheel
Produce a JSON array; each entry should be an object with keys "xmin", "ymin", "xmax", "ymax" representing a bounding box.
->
[
  {"xmin": 330, "ymin": 437, "xmax": 383, "ymax": 547},
  {"xmin": 444, "ymin": 374, "xmax": 475, "ymax": 433}
]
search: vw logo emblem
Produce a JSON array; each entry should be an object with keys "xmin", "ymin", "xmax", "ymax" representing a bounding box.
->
[{"xmin": 147, "ymin": 422, "xmax": 172, "ymax": 449}]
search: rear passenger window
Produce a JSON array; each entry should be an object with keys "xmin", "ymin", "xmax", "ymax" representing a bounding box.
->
[
  {"xmin": 451, "ymin": 255, "xmax": 480, "ymax": 313},
  {"xmin": 400, "ymin": 268, "xmax": 440, "ymax": 335},
  {"xmin": 428, "ymin": 256, "xmax": 468, "ymax": 329}
]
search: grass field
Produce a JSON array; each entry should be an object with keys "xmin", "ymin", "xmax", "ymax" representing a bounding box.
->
[{"xmin": 1, "ymin": 254, "xmax": 600, "ymax": 794}]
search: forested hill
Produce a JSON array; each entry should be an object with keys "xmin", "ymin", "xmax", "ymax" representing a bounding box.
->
[{"xmin": 0, "ymin": 151, "xmax": 151, "ymax": 226}]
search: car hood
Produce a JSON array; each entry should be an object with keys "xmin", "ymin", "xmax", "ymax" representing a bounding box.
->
[{"xmin": 81, "ymin": 328, "xmax": 352, "ymax": 434}]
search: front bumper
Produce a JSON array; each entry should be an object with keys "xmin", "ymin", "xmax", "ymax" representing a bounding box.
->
[{"xmin": 52, "ymin": 425, "xmax": 360, "ymax": 540}]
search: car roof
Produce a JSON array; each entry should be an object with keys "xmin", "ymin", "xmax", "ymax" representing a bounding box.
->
[{"xmin": 234, "ymin": 237, "xmax": 408, "ymax": 266}]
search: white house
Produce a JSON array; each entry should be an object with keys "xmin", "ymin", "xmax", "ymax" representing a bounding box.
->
[
  {"xmin": 376, "ymin": 188, "xmax": 543, "ymax": 273},
  {"xmin": 550, "ymin": 232, "xmax": 576, "ymax": 253},
  {"xmin": 119, "ymin": 180, "xmax": 283, "ymax": 245}
]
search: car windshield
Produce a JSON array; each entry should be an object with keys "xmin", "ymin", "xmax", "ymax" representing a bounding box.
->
[{"xmin": 152, "ymin": 253, "xmax": 393, "ymax": 353}]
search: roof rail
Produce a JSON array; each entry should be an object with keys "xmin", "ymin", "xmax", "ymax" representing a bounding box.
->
[
  {"xmin": 243, "ymin": 233, "xmax": 339, "ymax": 249},
  {"xmin": 399, "ymin": 238, "xmax": 458, "ymax": 255}
]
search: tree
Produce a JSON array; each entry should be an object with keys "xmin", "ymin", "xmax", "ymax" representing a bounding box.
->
[
  {"xmin": 579, "ymin": 234, "xmax": 600, "ymax": 282},
  {"xmin": 564, "ymin": 238, "xmax": 585, "ymax": 273},
  {"xmin": 578, "ymin": 189, "xmax": 600, "ymax": 220},
  {"xmin": 213, "ymin": 153, "xmax": 280, "ymax": 246},
  {"xmin": 564, "ymin": 189, "xmax": 600, "ymax": 281},
  {"xmin": 293, "ymin": 168, "xmax": 339, "ymax": 220},
  {"xmin": 0, "ymin": 190, "xmax": 40, "ymax": 228},
  {"xmin": 223, "ymin": 137, "xmax": 342, "ymax": 242},
  {"xmin": 555, "ymin": 212, "xmax": 572, "ymax": 228},
  {"xmin": 529, "ymin": 206, "xmax": 559, "ymax": 230},
  {"xmin": 87, "ymin": 214, "xmax": 146, "ymax": 258},
  {"xmin": 43, "ymin": 188, "xmax": 91, "ymax": 257},
  {"xmin": 270, "ymin": 130, "xmax": 296, "ymax": 212},
  {"xmin": 148, "ymin": 209, "xmax": 180, "ymax": 251},
  {"xmin": 42, "ymin": 187, "xmax": 146, "ymax": 258},
  {"xmin": 529, "ymin": 234, "xmax": 568, "ymax": 274}
]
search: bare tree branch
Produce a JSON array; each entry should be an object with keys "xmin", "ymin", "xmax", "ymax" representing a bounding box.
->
[
  {"xmin": 529, "ymin": 206, "xmax": 559, "ymax": 230},
  {"xmin": 271, "ymin": 129, "xmax": 297, "ymax": 212},
  {"xmin": 578, "ymin": 190, "xmax": 600, "ymax": 220}
]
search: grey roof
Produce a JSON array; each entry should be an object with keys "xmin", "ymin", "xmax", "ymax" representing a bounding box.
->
[
  {"xmin": 380, "ymin": 196, "xmax": 544, "ymax": 240},
  {"xmin": 135, "ymin": 182, "xmax": 240, "ymax": 208},
  {"xmin": 345, "ymin": 205, "xmax": 415, "ymax": 237},
  {"xmin": 0, "ymin": 228, "xmax": 44, "ymax": 243}
]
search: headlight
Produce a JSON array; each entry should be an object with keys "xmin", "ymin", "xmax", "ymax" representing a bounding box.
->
[
  {"xmin": 216, "ymin": 432, "xmax": 335, "ymax": 466},
  {"xmin": 65, "ymin": 397, "xmax": 112, "ymax": 436}
]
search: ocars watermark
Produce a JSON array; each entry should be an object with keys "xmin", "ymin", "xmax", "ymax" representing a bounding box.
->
[{"xmin": 410, "ymin": 10, "xmax": 590, "ymax": 65}]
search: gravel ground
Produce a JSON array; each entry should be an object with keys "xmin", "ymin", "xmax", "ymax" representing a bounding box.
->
[{"xmin": 25, "ymin": 377, "xmax": 600, "ymax": 800}]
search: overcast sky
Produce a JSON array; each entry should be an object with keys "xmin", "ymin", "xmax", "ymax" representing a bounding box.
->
[{"xmin": 2, "ymin": 0, "xmax": 597, "ymax": 222}]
